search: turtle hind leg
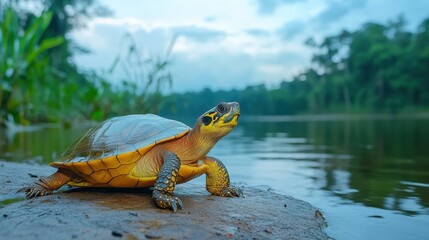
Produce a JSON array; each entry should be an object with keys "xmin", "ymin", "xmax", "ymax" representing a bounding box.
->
[
  {"xmin": 152, "ymin": 152, "xmax": 183, "ymax": 212},
  {"xmin": 19, "ymin": 168, "xmax": 73, "ymax": 198}
]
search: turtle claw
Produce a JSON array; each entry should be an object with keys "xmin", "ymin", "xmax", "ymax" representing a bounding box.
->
[
  {"xmin": 213, "ymin": 185, "xmax": 243, "ymax": 197},
  {"xmin": 171, "ymin": 201, "xmax": 177, "ymax": 212},
  {"xmin": 152, "ymin": 190, "xmax": 184, "ymax": 212},
  {"xmin": 176, "ymin": 197, "xmax": 184, "ymax": 210},
  {"xmin": 18, "ymin": 184, "xmax": 52, "ymax": 199},
  {"xmin": 236, "ymin": 187, "xmax": 244, "ymax": 196}
]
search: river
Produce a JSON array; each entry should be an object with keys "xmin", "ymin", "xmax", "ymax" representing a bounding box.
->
[{"xmin": 1, "ymin": 115, "xmax": 428, "ymax": 239}]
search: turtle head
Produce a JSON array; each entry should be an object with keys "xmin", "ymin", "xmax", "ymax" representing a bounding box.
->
[{"xmin": 196, "ymin": 102, "xmax": 240, "ymax": 140}]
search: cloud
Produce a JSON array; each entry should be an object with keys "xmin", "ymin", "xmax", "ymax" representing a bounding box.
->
[
  {"xmin": 71, "ymin": 11, "xmax": 311, "ymax": 93},
  {"xmin": 204, "ymin": 16, "xmax": 217, "ymax": 22},
  {"xmin": 71, "ymin": 20, "xmax": 174, "ymax": 83},
  {"xmin": 254, "ymin": 0, "xmax": 302, "ymax": 15},
  {"xmin": 169, "ymin": 52, "xmax": 257, "ymax": 92},
  {"xmin": 315, "ymin": 0, "xmax": 368, "ymax": 25},
  {"xmin": 275, "ymin": 0, "xmax": 368, "ymax": 42},
  {"xmin": 169, "ymin": 48, "xmax": 310, "ymax": 92},
  {"xmin": 172, "ymin": 26, "xmax": 226, "ymax": 42},
  {"xmin": 71, "ymin": 0, "xmax": 429, "ymax": 94},
  {"xmin": 277, "ymin": 20, "xmax": 306, "ymax": 40},
  {"xmin": 246, "ymin": 29, "xmax": 271, "ymax": 37}
]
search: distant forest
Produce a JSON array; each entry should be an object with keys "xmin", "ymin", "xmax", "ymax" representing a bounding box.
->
[{"xmin": 161, "ymin": 16, "xmax": 429, "ymax": 117}]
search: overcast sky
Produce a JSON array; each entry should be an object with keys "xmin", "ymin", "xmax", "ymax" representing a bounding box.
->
[{"xmin": 71, "ymin": 0, "xmax": 429, "ymax": 92}]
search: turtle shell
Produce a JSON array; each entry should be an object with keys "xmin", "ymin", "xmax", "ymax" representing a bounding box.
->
[
  {"xmin": 59, "ymin": 114, "xmax": 190, "ymax": 162},
  {"xmin": 50, "ymin": 114, "xmax": 194, "ymax": 188}
]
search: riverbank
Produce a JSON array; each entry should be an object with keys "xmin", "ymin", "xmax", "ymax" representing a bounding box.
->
[{"xmin": 0, "ymin": 161, "xmax": 328, "ymax": 239}]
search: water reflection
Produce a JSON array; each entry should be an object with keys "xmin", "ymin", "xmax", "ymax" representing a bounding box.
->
[
  {"xmin": 1, "ymin": 117, "xmax": 429, "ymax": 239},
  {"xmin": 233, "ymin": 119, "xmax": 429, "ymax": 215},
  {"xmin": 0, "ymin": 124, "xmax": 89, "ymax": 164},
  {"xmin": 211, "ymin": 118, "xmax": 429, "ymax": 239}
]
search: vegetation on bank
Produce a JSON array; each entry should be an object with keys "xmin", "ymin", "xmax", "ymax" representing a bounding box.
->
[
  {"xmin": 1, "ymin": 0, "xmax": 429, "ymax": 126},
  {"xmin": 161, "ymin": 16, "xmax": 429, "ymax": 117},
  {"xmin": 0, "ymin": 1, "xmax": 171, "ymax": 126}
]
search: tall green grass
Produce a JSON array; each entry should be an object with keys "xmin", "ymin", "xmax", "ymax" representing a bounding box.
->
[{"xmin": 1, "ymin": 6, "xmax": 173, "ymax": 127}]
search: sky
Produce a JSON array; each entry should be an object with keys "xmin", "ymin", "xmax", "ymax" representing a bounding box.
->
[{"xmin": 71, "ymin": 0, "xmax": 429, "ymax": 93}]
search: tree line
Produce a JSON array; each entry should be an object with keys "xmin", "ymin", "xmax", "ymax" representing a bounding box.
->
[{"xmin": 161, "ymin": 16, "xmax": 429, "ymax": 117}]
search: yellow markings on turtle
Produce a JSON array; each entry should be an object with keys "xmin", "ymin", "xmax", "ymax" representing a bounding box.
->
[
  {"xmin": 176, "ymin": 164, "xmax": 209, "ymax": 184},
  {"xmin": 107, "ymin": 163, "xmax": 135, "ymax": 177},
  {"xmin": 107, "ymin": 175, "xmax": 139, "ymax": 187},
  {"xmin": 208, "ymin": 112, "xmax": 218, "ymax": 122},
  {"xmin": 89, "ymin": 169, "xmax": 112, "ymax": 184},
  {"xmin": 101, "ymin": 156, "xmax": 121, "ymax": 169},
  {"xmin": 70, "ymin": 162, "xmax": 94, "ymax": 176},
  {"xmin": 67, "ymin": 181, "xmax": 94, "ymax": 187},
  {"xmin": 88, "ymin": 159, "xmax": 108, "ymax": 172},
  {"xmin": 135, "ymin": 177, "xmax": 157, "ymax": 187},
  {"xmin": 116, "ymin": 149, "xmax": 142, "ymax": 164},
  {"xmin": 67, "ymin": 163, "xmax": 89, "ymax": 181},
  {"xmin": 197, "ymin": 165, "xmax": 209, "ymax": 175},
  {"xmin": 49, "ymin": 129, "xmax": 191, "ymax": 188},
  {"xmin": 49, "ymin": 162, "xmax": 61, "ymax": 168},
  {"xmin": 54, "ymin": 162, "xmax": 94, "ymax": 184},
  {"xmin": 155, "ymin": 133, "xmax": 181, "ymax": 145}
]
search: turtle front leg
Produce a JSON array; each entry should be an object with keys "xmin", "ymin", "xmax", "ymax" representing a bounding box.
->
[
  {"xmin": 203, "ymin": 156, "xmax": 243, "ymax": 197},
  {"xmin": 152, "ymin": 152, "xmax": 183, "ymax": 212},
  {"xmin": 19, "ymin": 168, "xmax": 73, "ymax": 198}
]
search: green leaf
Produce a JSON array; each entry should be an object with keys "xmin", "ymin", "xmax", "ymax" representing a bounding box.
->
[{"xmin": 25, "ymin": 37, "xmax": 64, "ymax": 65}]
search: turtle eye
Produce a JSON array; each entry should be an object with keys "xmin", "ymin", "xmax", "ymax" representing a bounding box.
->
[
  {"xmin": 216, "ymin": 103, "xmax": 228, "ymax": 114},
  {"xmin": 202, "ymin": 116, "xmax": 212, "ymax": 126}
]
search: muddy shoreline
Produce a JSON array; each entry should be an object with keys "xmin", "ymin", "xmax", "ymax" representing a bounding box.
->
[{"xmin": 0, "ymin": 161, "xmax": 328, "ymax": 239}]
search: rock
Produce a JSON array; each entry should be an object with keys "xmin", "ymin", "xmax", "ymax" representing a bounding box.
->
[
  {"xmin": 0, "ymin": 161, "xmax": 328, "ymax": 239},
  {"xmin": 145, "ymin": 233, "xmax": 162, "ymax": 239},
  {"xmin": 129, "ymin": 212, "xmax": 138, "ymax": 217},
  {"xmin": 28, "ymin": 173, "xmax": 38, "ymax": 178},
  {"xmin": 111, "ymin": 231, "xmax": 123, "ymax": 237}
]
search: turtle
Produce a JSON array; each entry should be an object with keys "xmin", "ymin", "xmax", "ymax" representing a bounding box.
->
[{"xmin": 20, "ymin": 102, "xmax": 242, "ymax": 212}]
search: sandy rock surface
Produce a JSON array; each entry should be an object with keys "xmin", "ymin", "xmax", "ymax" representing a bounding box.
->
[{"xmin": 0, "ymin": 161, "xmax": 328, "ymax": 239}]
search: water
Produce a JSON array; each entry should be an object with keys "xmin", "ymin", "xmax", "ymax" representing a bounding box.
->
[{"xmin": 1, "ymin": 116, "xmax": 429, "ymax": 239}]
